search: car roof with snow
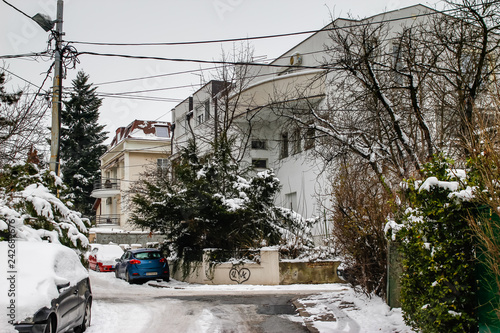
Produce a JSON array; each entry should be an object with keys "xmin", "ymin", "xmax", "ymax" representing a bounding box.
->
[{"xmin": 0, "ymin": 241, "xmax": 88, "ymax": 321}]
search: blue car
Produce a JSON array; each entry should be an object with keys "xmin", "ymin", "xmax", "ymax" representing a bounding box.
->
[{"xmin": 114, "ymin": 248, "xmax": 169, "ymax": 284}]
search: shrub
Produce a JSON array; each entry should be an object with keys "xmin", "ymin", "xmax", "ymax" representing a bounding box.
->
[{"xmin": 386, "ymin": 155, "xmax": 477, "ymax": 332}]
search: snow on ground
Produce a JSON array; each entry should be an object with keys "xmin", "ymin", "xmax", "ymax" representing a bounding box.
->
[
  {"xmin": 295, "ymin": 289, "xmax": 413, "ymax": 333},
  {"xmin": 89, "ymin": 271, "xmax": 414, "ymax": 333}
]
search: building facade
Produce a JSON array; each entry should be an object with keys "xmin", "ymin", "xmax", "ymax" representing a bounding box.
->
[
  {"xmin": 170, "ymin": 5, "xmax": 435, "ymax": 242},
  {"xmin": 91, "ymin": 120, "xmax": 171, "ymax": 230}
]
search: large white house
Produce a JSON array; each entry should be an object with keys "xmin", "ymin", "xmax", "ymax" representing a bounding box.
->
[{"xmin": 171, "ymin": 4, "xmax": 436, "ymax": 242}]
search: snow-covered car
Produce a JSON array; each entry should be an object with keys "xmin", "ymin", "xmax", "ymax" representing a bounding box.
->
[
  {"xmin": 88, "ymin": 243, "xmax": 124, "ymax": 272},
  {"xmin": 0, "ymin": 241, "xmax": 92, "ymax": 333},
  {"xmin": 115, "ymin": 248, "xmax": 169, "ymax": 284}
]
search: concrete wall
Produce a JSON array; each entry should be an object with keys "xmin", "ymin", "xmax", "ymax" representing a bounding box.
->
[
  {"xmin": 279, "ymin": 261, "xmax": 343, "ymax": 285},
  {"xmin": 90, "ymin": 231, "xmax": 167, "ymax": 248},
  {"xmin": 171, "ymin": 248, "xmax": 342, "ymax": 285}
]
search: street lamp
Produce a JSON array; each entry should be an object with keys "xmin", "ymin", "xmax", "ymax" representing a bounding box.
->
[
  {"xmin": 33, "ymin": 2, "xmax": 64, "ymax": 175},
  {"xmin": 31, "ymin": 13, "xmax": 55, "ymax": 32}
]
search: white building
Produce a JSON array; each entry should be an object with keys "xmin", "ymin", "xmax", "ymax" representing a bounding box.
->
[{"xmin": 171, "ymin": 4, "xmax": 435, "ymax": 241}]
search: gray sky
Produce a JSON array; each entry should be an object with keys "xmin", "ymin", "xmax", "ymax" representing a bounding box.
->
[{"xmin": 1, "ymin": 0, "xmax": 442, "ymax": 140}]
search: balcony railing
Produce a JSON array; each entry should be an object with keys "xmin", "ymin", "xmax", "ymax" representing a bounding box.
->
[
  {"xmin": 93, "ymin": 178, "xmax": 120, "ymax": 191},
  {"xmin": 95, "ymin": 214, "xmax": 120, "ymax": 225}
]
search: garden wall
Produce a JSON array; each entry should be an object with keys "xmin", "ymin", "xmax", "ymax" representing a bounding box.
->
[{"xmin": 170, "ymin": 248, "xmax": 343, "ymax": 285}]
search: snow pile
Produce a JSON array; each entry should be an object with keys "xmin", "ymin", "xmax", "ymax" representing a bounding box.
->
[{"xmin": 0, "ymin": 241, "xmax": 88, "ymax": 322}]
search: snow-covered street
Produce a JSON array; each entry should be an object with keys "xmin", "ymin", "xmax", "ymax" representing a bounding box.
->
[{"xmin": 87, "ymin": 271, "xmax": 413, "ymax": 333}]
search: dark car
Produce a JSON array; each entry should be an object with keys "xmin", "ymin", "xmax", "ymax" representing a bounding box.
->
[
  {"xmin": 115, "ymin": 248, "xmax": 169, "ymax": 284},
  {"xmin": 0, "ymin": 241, "xmax": 92, "ymax": 333}
]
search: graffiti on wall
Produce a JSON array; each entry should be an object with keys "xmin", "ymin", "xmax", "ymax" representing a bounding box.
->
[{"xmin": 229, "ymin": 265, "xmax": 251, "ymax": 284}]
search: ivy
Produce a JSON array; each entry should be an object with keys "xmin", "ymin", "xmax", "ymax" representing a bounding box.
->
[{"xmin": 388, "ymin": 155, "xmax": 478, "ymax": 332}]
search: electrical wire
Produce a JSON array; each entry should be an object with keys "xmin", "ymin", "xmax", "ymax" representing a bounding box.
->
[
  {"xmin": 0, "ymin": 51, "xmax": 51, "ymax": 59},
  {"xmin": 93, "ymin": 66, "xmax": 222, "ymax": 86},
  {"xmin": 0, "ymin": 67, "xmax": 49, "ymax": 92},
  {"xmin": 64, "ymin": 5, "xmax": 463, "ymax": 48},
  {"xmin": 1, "ymin": 0, "xmax": 38, "ymax": 22}
]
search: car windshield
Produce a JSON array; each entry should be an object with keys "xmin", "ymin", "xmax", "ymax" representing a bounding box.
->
[{"xmin": 135, "ymin": 251, "xmax": 161, "ymax": 260}]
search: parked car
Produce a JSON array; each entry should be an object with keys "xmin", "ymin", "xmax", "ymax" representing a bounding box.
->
[
  {"xmin": 88, "ymin": 243, "xmax": 124, "ymax": 272},
  {"xmin": 115, "ymin": 248, "xmax": 169, "ymax": 284},
  {"xmin": 0, "ymin": 241, "xmax": 92, "ymax": 333}
]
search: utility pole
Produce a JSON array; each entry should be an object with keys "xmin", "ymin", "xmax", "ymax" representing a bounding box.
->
[{"xmin": 49, "ymin": 0, "xmax": 64, "ymax": 174}]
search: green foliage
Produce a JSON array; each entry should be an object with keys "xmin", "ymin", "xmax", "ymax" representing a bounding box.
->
[
  {"xmin": 60, "ymin": 71, "xmax": 108, "ymax": 217},
  {"xmin": 0, "ymin": 162, "xmax": 90, "ymax": 259},
  {"xmin": 131, "ymin": 140, "xmax": 312, "ymax": 275},
  {"xmin": 391, "ymin": 155, "xmax": 478, "ymax": 332}
]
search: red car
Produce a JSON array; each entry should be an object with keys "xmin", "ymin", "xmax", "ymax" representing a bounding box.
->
[{"xmin": 88, "ymin": 244, "xmax": 124, "ymax": 272}]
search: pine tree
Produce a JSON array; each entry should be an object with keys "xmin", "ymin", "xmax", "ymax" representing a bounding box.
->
[
  {"xmin": 60, "ymin": 71, "xmax": 107, "ymax": 217},
  {"xmin": 131, "ymin": 139, "xmax": 314, "ymax": 270}
]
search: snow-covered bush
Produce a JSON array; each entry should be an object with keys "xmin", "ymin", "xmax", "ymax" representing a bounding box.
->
[
  {"xmin": 0, "ymin": 162, "xmax": 89, "ymax": 258},
  {"xmin": 386, "ymin": 155, "xmax": 477, "ymax": 332}
]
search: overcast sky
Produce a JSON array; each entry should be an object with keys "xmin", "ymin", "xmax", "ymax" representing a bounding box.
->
[{"xmin": 1, "ymin": 0, "xmax": 442, "ymax": 141}]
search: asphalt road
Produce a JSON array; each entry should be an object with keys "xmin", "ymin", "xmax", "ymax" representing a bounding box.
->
[{"xmin": 87, "ymin": 271, "xmax": 313, "ymax": 333}]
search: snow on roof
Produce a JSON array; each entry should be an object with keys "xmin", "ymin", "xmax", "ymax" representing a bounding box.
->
[
  {"xmin": 109, "ymin": 120, "xmax": 171, "ymax": 148},
  {"xmin": 0, "ymin": 241, "xmax": 88, "ymax": 322}
]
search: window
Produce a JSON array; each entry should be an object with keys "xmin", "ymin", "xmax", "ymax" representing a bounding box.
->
[
  {"xmin": 204, "ymin": 100, "xmax": 210, "ymax": 120},
  {"xmin": 251, "ymin": 139, "xmax": 267, "ymax": 150},
  {"xmin": 392, "ymin": 42, "xmax": 404, "ymax": 84},
  {"xmin": 196, "ymin": 113, "xmax": 204, "ymax": 125},
  {"xmin": 304, "ymin": 127, "xmax": 315, "ymax": 150},
  {"xmin": 195, "ymin": 100, "xmax": 210, "ymax": 126},
  {"xmin": 155, "ymin": 126, "xmax": 169, "ymax": 138},
  {"xmin": 285, "ymin": 192, "xmax": 297, "ymax": 211},
  {"xmin": 252, "ymin": 159, "xmax": 267, "ymax": 169},
  {"xmin": 292, "ymin": 129, "xmax": 302, "ymax": 155},
  {"xmin": 157, "ymin": 158, "xmax": 169, "ymax": 175},
  {"xmin": 280, "ymin": 133, "xmax": 289, "ymax": 159}
]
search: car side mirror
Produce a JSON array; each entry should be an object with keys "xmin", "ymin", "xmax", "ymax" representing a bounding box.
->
[
  {"xmin": 115, "ymin": 258, "xmax": 121, "ymax": 262},
  {"xmin": 57, "ymin": 282, "xmax": 70, "ymax": 293}
]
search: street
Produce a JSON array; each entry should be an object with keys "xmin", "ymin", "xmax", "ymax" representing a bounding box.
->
[{"xmin": 86, "ymin": 270, "xmax": 336, "ymax": 333}]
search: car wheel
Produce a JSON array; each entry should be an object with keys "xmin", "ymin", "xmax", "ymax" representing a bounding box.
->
[
  {"xmin": 74, "ymin": 299, "xmax": 91, "ymax": 333},
  {"xmin": 44, "ymin": 315, "xmax": 56, "ymax": 333},
  {"xmin": 96, "ymin": 265, "xmax": 100, "ymax": 272},
  {"xmin": 125, "ymin": 269, "xmax": 131, "ymax": 283},
  {"xmin": 115, "ymin": 268, "xmax": 119, "ymax": 279},
  {"xmin": 163, "ymin": 273, "xmax": 170, "ymax": 282}
]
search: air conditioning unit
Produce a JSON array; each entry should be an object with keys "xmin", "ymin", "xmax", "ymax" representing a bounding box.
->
[{"xmin": 289, "ymin": 53, "xmax": 303, "ymax": 66}]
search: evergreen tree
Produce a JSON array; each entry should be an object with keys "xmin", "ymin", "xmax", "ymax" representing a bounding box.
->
[
  {"xmin": 60, "ymin": 71, "xmax": 107, "ymax": 217},
  {"xmin": 131, "ymin": 140, "xmax": 314, "ymax": 270},
  {"xmin": 0, "ymin": 162, "xmax": 89, "ymax": 259}
]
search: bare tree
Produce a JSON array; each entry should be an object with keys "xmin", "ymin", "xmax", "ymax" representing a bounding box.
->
[{"xmin": 0, "ymin": 70, "xmax": 49, "ymax": 166}]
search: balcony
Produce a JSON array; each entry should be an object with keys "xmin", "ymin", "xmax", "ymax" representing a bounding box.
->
[
  {"xmin": 95, "ymin": 214, "xmax": 120, "ymax": 226},
  {"xmin": 91, "ymin": 178, "xmax": 120, "ymax": 198}
]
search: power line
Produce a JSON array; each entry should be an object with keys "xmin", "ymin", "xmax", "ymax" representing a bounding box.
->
[
  {"xmin": 0, "ymin": 67, "xmax": 52, "ymax": 93},
  {"xmin": 0, "ymin": 51, "xmax": 51, "ymax": 59},
  {"xmin": 76, "ymin": 51, "xmax": 326, "ymax": 70},
  {"xmin": 65, "ymin": 6, "xmax": 461, "ymax": 48},
  {"xmin": 1, "ymin": 0, "xmax": 37, "ymax": 22},
  {"xmin": 94, "ymin": 66, "xmax": 222, "ymax": 86}
]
